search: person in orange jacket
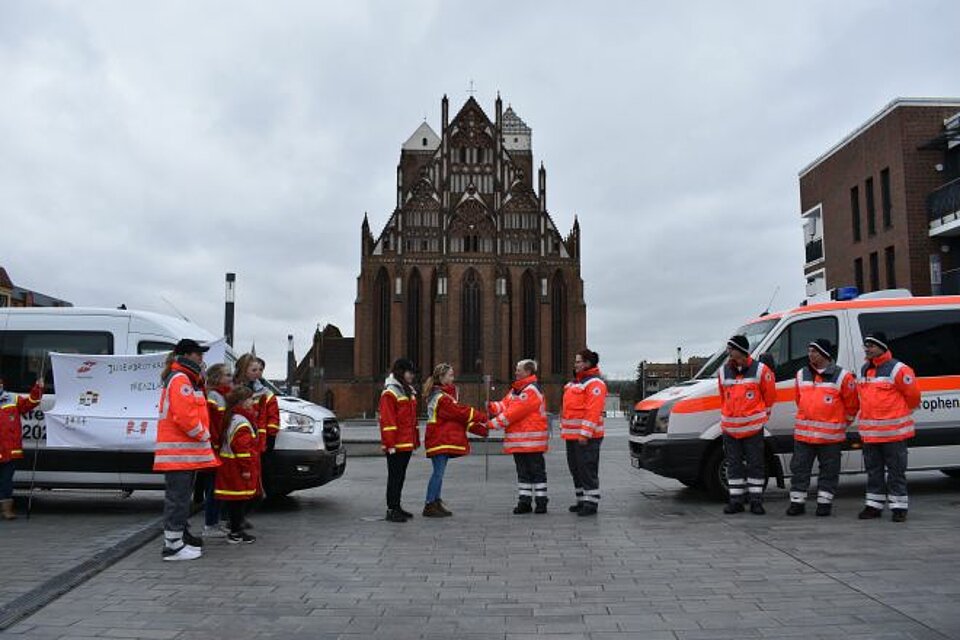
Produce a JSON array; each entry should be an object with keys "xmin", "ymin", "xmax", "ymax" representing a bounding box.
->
[
  {"xmin": 488, "ymin": 359, "xmax": 550, "ymax": 514},
  {"xmin": 787, "ymin": 339, "xmax": 859, "ymax": 517},
  {"xmin": 379, "ymin": 358, "xmax": 420, "ymax": 523},
  {"xmin": 561, "ymin": 349, "xmax": 608, "ymax": 517},
  {"xmin": 857, "ymin": 332, "xmax": 921, "ymax": 522},
  {"xmin": 421, "ymin": 363, "xmax": 487, "ymax": 517},
  {"xmin": 215, "ymin": 386, "xmax": 260, "ymax": 544},
  {"xmin": 0, "ymin": 376, "xmax": 43, "ymax": 520},
  {"xmin": 718, "ymin": 334, "xmax": 777, "ymax": 515},
  {"xmin": 154, "ymin": 339, "xmax": 219, "ymax": 561}
]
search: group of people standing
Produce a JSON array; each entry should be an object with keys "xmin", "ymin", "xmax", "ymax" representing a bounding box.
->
[
  {"xmin": 154, "ymin": 339, "xmax": 281, "ymax": 561},
  {"xmin": 377, "ymin": 349, "xmax": 608, "ymax": 522},
  {"xmin": 719, "ymin": 331, "xmax": 921, "ymax": 521}
]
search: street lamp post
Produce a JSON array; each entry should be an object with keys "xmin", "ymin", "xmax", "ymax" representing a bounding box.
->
[{"xmin": 224, "ymin": 273, "xmax": 236, "ymax": 347}]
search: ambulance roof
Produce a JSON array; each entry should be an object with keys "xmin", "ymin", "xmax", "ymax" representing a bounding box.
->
[{"xmin": 746, "ymin": 295, "xmax": 960, "ymax": 325}]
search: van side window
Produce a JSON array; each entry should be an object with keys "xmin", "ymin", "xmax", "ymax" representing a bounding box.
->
[
  {"xmin": 858, "ymin": 310, "xmax": 960, "ymax": 376},
  {"xmin": 0, "ymin": 331, "xmax": 114, "ymax": 393},
  {"xmin": 765, "ymin": 316, "xmax": 839, "ymax": 382},
  {"xmin": 138, "ymin": 341, "xmax": 174, "ymax": 355}
]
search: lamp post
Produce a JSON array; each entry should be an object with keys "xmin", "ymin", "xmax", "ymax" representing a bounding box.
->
[{"xmin": 224, "ymin": 273, "xmax": 236, "ymax": 347}]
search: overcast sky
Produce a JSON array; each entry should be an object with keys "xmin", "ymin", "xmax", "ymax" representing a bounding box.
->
[{"xmin": 2, "ymin": 1, "xmax": 959, "ymax": 380}]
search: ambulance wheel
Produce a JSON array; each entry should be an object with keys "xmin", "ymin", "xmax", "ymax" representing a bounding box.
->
[
  {"xmin": 941, "ymin": 468, "xmax": 960, "ymax": 479},
  {"xmin": 702, "ymin": 445, "xmax": 729, "ymax": 501}
]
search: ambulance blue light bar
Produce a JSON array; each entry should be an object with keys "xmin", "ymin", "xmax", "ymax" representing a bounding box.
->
[{"xmin": 831, "ymin": 286, "xmax": 859, "ymax": 301}]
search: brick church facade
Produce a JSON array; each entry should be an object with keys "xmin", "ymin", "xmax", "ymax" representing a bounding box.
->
[{"xmin": 297, "ymin": 94, "xmax": 586, "ymax": 417}]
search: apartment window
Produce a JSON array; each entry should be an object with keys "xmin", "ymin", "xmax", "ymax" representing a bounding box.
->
[
  {"xmin": 869, "ymin": 251, "xmax": 880, "ymax": 291},
  {"xmin": 865, "ymin": 177, "xmax": 876, "ymax": 236},
  {"xmin": 850, "ymin": 186, "xmax": 861, "ymax": 242},
  {"xmin": 880, "ymin": 168, "xmax": 892, "ymax": 229},
  {"xmin": 885, "ymin": 246, "xmax": 896, "ymax": 289},
  {"xmin": 854, "ymin": 258, "xmax": 864, "ymax": 292}
]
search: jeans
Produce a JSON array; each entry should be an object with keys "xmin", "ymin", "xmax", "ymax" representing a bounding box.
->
[
  {"xmin": 723, "ymin": 432, "xmax": 765, "ymax": 505},
  {"xmin": 425, "ymin": 455, "xmax": 449, "ymax": 504},
  {"xmin": 385, "ymin": 451, "xmax": 412, "ymax": 509},
  {"xmin": 0, "ymin": 461, "xmax": 15, "ymax": 500},
  {"xmin": 196, "ymin": 471, "xmax": 220, "ymax": 527}
]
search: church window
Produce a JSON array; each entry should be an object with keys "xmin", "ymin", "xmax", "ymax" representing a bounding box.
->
[
  {"xmin": 461, "ymin": 270, "xmax": 482, "ymax": 374},
  {"xmin": 551, "ymin": 272, "xmax": 566, "ymax": 374},
  {"xmin": 521, "ymin": 270, "xmax": 537, "ymax": 360},
  {"xmin": 374, "ymin": 268, "xmax": 391, "ymax": 375},
  {"xmin": 407, "ymin": 269, "xmax": 422, "ymax": 370}
]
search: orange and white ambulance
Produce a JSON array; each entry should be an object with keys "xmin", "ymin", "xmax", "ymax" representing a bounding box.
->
[{"xmin": 629, "ymin": 290, "xmax": 960, "ymax": 499}]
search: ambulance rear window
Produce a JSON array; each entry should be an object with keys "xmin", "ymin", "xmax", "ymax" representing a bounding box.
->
[{"xmin": 858, "ymin": 310, "xmax": 960, "ymax": 376}]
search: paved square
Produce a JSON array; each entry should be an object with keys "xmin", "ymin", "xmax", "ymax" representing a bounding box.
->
[{"xmin": 5, "ymin": 419, "xmax": 960, "ymax": 639}]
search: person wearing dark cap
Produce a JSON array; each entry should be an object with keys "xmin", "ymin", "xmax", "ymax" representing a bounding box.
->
[
  {"xmin": 787, "ymin": 339, "xmax": 859, "ymax": 517},
  {"xmin": 718, "ymin": 334, "xmax": 777, "ymax": 515},
  {"xmin": 857, "ymin": 332, "xmax": 920, "ymax": 522},
  {"xmin": 154, "ymin": 339, "xmax": 219, "ymax": 561},
  {"xmin": 379, "ymin": 358, "xmax": 420, "ymax": 522},
  {"xmin": 560, "ymin": 349, "xmax": 608, "ymax": 516}
]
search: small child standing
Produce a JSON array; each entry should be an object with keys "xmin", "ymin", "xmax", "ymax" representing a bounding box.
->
[{"xmin": 215, "ymin": 386, "xmax": 259, "ymax": 544}]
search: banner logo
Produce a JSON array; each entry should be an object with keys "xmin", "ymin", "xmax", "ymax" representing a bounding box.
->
[
  {"xmin": 76, "ymin": 361, "xmax": 98, "ymax": 375},
  {"xmin": 78, "ymin": 391, "xmax": 100, "ymax": 407}
]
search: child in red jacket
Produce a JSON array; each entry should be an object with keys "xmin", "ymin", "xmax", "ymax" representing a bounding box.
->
[
  {"xmin": 215, "ymin": 386, "xmax": 260, "ymax": 544},
  {"xmin": 1, "ymin": 377, "xmax": 43, "ymax": 520}
]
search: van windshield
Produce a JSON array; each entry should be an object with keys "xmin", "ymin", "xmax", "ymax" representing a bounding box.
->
[{"xmin": 693, "ymin": 318, "xmax": 779, "ymax": 380}]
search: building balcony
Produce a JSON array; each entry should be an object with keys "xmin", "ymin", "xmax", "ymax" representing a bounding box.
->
[
  {"xmin": 804, "ymin": 238, "xmax": 824, "ymax": 265},
  {"xmin": 928, "ymin": 178, "xmax": 960, "ymax": 237}
]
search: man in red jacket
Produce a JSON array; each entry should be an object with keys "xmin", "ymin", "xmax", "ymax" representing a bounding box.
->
[{"xmin": 0, "ymin": 376, "xmax": 44, "ymax": 520}]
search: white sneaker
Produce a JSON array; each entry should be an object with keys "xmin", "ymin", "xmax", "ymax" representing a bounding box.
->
[
  {"xmin": 162, "ymin": 545, "xmax": 202, "ymax": 561},
  {"xmin": 202, "ymin": 525, "xmax": 227, "ymax": 538}
]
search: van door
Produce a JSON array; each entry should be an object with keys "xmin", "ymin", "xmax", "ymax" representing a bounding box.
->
[
  {"xmin": 760, "ymin": 313, "xmax": 847, "ymax": 476},
  {"xmin": 2, "ymin": 314, "xmax": 126, "ymax": 488}
]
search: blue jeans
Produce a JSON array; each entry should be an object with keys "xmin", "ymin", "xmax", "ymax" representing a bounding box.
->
[
  {"xmin": 425, "ymin": 455, "xmax": 449, "ymax": 504},
  {"xmin": 199, "ymin": 471, "xmax": 220, "ymax": 527},
  {"xmin": 0, "ymin": 461, "xmax": 15, "ymax": 500}
]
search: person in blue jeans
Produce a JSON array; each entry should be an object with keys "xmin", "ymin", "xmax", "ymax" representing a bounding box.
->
[{"xmin": 421, "ymin": 363, "xmax": 487, "ymax": 517}]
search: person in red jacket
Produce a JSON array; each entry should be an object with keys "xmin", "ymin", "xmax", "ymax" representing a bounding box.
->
[
  {"xmin": 561, "ymin": 349, "xmax": 607, "ymax": 517},
  {"xmin": 199, "ymin": 363, "xmax": 233, "ymax": 537},
  {"xmin": 488, "ymin": 359, "xmax": 550, "ymax": 514},
  {"xmin": 787, "ymin": 338, "xmax": 859, "ymax": 517},
  {"xmin": 215, "ymin": 386, "xmax": 259, "ymax": 544},
  {"xmin": 421, "ymin": 363, "xmax": 487, "ymax": 518},
  {"xmin": 0, "ymin": 376, "xmax": 43, "ymax": 520},
  {"xmin": 379, "ymin": 358, "xmax": 420, "ymax": 523},
  {"xmin": 154, "ymin": 339, "xmax": 219, "ymax": 561},
  {"xmin": 718, "ymin": 334, "xmax": 777, "ymax": 515},
  {"xmin": 857, "ymin": 332, "xmax": 921, "ymax": 522}
]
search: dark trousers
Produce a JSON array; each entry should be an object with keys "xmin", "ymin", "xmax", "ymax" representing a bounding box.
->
[
  {"xmin": 863, "ymin": 441, "xmax": 909, "ymax": 511},
  {"xmin": 195, "ymin": 470, "xmax": 220, "ymax": 526},
  {"xmin": 162, "ymin": 471, "xmax": 195, "ymax": 549},
  {"xmin": 566, "ymin": 439, "xmax": 602, "ymax": 505},
  {"xmin": 225, "ymin": 501, "xmax": 247, "ymax": 534},
  {"xmin": 385, "ymin": 451, "xmax": 412, "ymax": 510},
  {"xmin": 0, "ymin": 461, "xmax": 15, "ymax": 500},
  {"xmin": 722, "ymin": 432, "xmax": 765, "ymax": 505},
  {"xmin": 513, "ymin": 452, "xmax": 547, "ymax": 505},
  {"xmin": 789, "ymin": 442, "xmax": 842, "ymax": 504}
]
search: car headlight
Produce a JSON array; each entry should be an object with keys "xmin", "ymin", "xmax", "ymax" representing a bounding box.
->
[
  {"xmin": 280, "ymin": 410, "xmax": 316, "ymax": 434},
  {"xmin": 653, "ymin": 400, "xmax": 675, "ymax": 433}
]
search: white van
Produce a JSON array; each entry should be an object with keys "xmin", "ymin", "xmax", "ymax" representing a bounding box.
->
[
  {"xmin": 0, "ymin": 307, "xmax": 346, "ymax": 497},
  {"xmin": 629, "ymin": 291, "xmax": 960, "ymax": 499}
]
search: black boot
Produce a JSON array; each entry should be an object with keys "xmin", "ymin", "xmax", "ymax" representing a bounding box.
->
[
  {"xmin": 569, "ymin": 502, "xmax": 582, "ymax": 513},
  {"xmin": 891, "ymin": 509, "xmax": 908, "ymax": 522},
  {"xmin": 785, "ymin": 502, "xmax": 805, "ymax": 516},
  {"xmin": 858, "ymin": 506, "xmax": 882, "ymax": 520},
  {"xmin": 534, "ymin": 499, "xmax": 548, "ymax": 514},
  {"xmin": 513, "ymin": 501, "xmax": 533, "ymax": 515},
  {"xmin": 385, "ymin": 509, "xmax": 408, "ymax": 523},
  {"xmin": 578, "ymin": 503, "xmax": 597, "ymax": 517},
  {"xmin": 723, "ymin": 501, "xmax": 745, "ymax": 514},
  {"xmin": 749, "ymin": 501, "xmax": 766, "ymax": 515},
  {"xmin": 815, "ymin": 503, "xmax": 832, "ymax": 517},
  {"xmin": 398, "ymin": 507, "xmax": 414, "ymax": 519}
]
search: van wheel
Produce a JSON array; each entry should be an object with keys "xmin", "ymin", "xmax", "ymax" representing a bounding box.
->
[
  {"xmin": 941, "ymin": 469, "xmax": 960, "ymax": 479},
  {"xmin": 701, "ymin": 442, "xmax": 771, "ymax": 502}
]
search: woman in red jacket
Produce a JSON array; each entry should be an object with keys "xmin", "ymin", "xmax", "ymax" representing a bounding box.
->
[
  {"xmin": 379, "ymin": 358, "xmax": 419, "ymax": 523},
  {"xmin": 0, "ymin": 376, "xmax": 43, "ymax": 520},
  {"xmin": 215, "ymin": 386, "xmax": 259, "ymax": 544},
  {"xmin": 422, "ymin": 363, "xmax": 487, "ymax": 517}
]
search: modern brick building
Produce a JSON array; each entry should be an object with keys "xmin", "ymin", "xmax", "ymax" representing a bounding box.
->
[
  {"xmin": 298, "ymin": 95, "xmax": 587, "ymax": 417},
  {"xmin": 799, "ymin": 98, "xmax": 960, "ymax": 297}
]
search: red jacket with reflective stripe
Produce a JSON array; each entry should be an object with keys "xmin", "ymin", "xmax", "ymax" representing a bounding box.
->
[
  {"xmin": 153, "ymin": 362, "xmax": 219, "ymax": 472},
  {"xmin": 718, "ymin": 357, "xmax": 776, "ymax": 439},
  {"xmin": 560, "ymin": 368, "xmax": 607, "ymax": 440},
  {"xmin": 215, "ymin": 410, "xmax": 260, "ymax": 500},
  {"xmin": 0, "ymin": 383, "xmax": 43, "ymax": 462},
  {"xmin": 857, "ymin": 351, "xmax": 920, "ymax": 444},
  {"xmin": 424, "ymin": 384, "xmax": 487, "ymax": 458},
  {"xmin": 378, "ymin": 375, "xmax": 420, "ymax": 452},
  {"xmin": 489, "ymin": 375, "xmax": 549, "ymax": 454},
  {"xmin": 249, "ymin": 382, "xmax": 280, "ymax": 452},
  {"xmin": 794, "ymin": 365, "xmax": 859, "ymax": 445},
  {"xmin": 206, "ymin": 385, "xmax": 230, "ymax": 453}
]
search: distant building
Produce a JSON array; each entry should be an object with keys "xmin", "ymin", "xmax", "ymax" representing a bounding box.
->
[
  {"xmin": 297, "ymin": 94, "xmax": 587, "ymax": 417},
  {"xmin": 637, "ymin": 357, "xmax": 709, "ymax": 399},
  {"xmin": 0, "ymin": 267, "xmax": 71, "ymax": 308},
  {"xmin": 799, "ymin": 98, "xmax": 960, "ymax": 297}
]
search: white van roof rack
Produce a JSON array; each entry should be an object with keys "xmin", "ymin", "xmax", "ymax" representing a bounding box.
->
[{"xmin": 857, "ymin": 289, "xmax": 913, "ymax": 300}]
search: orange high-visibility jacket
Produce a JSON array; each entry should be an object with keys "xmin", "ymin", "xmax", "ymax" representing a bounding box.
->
[
  {"xmin": 560, "ymin": 367, "xmax": 607, "ymax": 440},
  {"xmin": 794, "ymin": 365, "xmax": 859, "ymax": 445},
  {"xmin": 857, "ymin": 350, "xmax": 921, "ymax": 444},
  {"xmin": 0, "ymin": 383, "xmax": 43, "ymax": 462},
  {"xmin": 153, "ymin": 361, "xmax": 219, "ymax": 472},
  {"xmin": 423, "ymin": 384, "xmax": 487, "ymax": 458},
  {"xmin": 489, "ymin": 375, "xmax": 549, "ymax": 454},
  {"xmin": 378, "ymin": 374, "xmax": 420, "ymax": 452},
  {"xmin": 718, "ymin": 357, "xmax": 777, "ymax": 439},
  {"xmin": 215, "ymin": 411, "xmax": 260, "ymax": 501}
]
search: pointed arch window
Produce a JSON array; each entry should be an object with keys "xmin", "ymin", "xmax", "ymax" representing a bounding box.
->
[
  {"xmin": 521, "ymin": 270, "xmax": 537, "ymax": 360},
  {"xmin": 551, "ymin": 272, "xmax": 566, "ymax": 375},
  {"xmin": 461, "ymin": 269, "xmax": 482, "ymax": 374},
  {"xmin": 406, "ymin": 269, "xmax": 422, "ymax": 370},
  {"xmin": 374, "ymin": 268, "xmax": 391, "ymax": 375}
]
